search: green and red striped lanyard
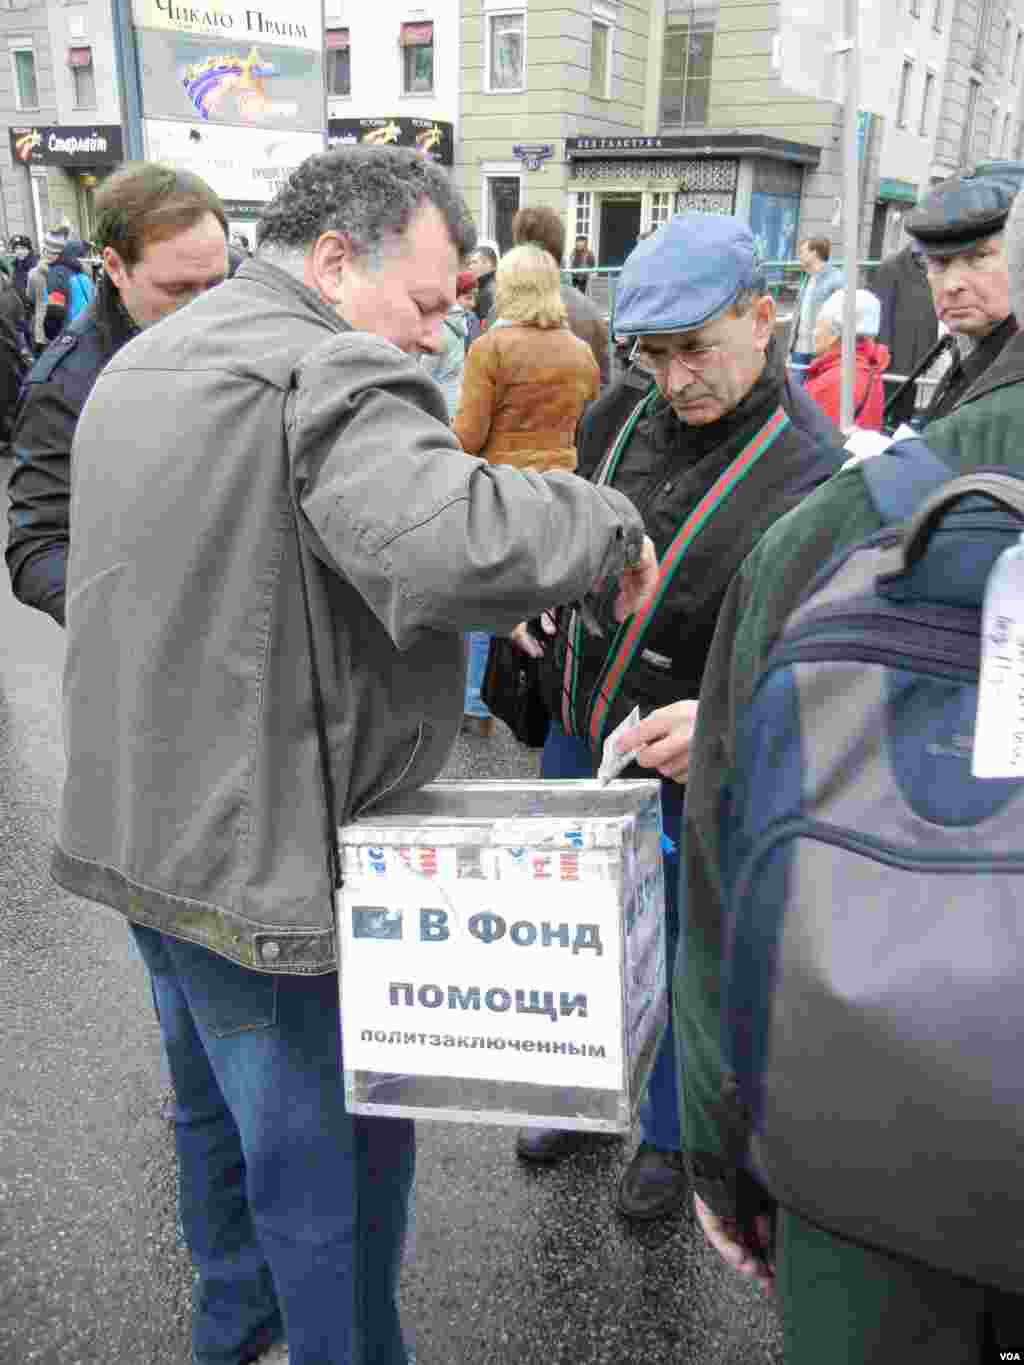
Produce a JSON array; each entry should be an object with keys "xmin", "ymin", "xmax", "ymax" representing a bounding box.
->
[{"xmin": 560, "ymin": 393, "xmax": 792, "ymax": 747}]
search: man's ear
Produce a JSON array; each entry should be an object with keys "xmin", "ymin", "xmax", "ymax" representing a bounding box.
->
[
  {"xmin": 305, "ymin": 231, "xmax": 353, "ymax": 306},
  {"xmin": 102, "ymin": 245, "xmax": 129, "ymax": 291},
  {"xmin": 752, "ymin": 294, "xmax": 777, "ymax": 351}
]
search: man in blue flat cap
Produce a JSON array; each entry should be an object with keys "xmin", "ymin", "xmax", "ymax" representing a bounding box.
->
[{"xmin": 512, "ymin": 213, "xmax": 841, "ymax": 1220}]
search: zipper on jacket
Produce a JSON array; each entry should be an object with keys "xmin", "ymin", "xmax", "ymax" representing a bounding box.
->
[
  {"xmin": 768, "ymin": 607, "xmax": 980, "ymax": 681},
  {"xmin": 733, "ymin": 816, "xmax": 1024, "ymax": 914},
  {"xmin": 352, "ymin": 722, "xmax": 426, "ymax": 820}
]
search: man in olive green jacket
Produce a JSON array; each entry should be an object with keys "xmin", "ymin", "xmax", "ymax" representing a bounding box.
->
[{"xmin": 678, "ymin": 196, "xmax": 1024, "ymax": 1363}]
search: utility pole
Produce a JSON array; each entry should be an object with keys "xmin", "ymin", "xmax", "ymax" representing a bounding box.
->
[
  {"xmin": 110, "ymin": 0, "xmax": 145, "ymax": 163},
  {"xmin": 839, "ymin": 0, "xmax": 860, "ymax": 431}
]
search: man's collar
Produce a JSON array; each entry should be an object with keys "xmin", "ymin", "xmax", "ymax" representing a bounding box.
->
[{"xmin": 235, "ymin": 256, "xmax": 348, "ymax": 333}]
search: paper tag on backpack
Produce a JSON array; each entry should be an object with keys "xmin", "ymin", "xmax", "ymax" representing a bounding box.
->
[{"xmin": 973, "ymin": 538, "xmax": 1024, "ymax": 778}]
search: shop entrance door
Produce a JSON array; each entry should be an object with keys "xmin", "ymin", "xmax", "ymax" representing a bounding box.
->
[
  {"xmin": 486, "ymin": 176, "xmax": 521, "ymax": 255},
  {"xmin": 599, "ymin": 197, "xmax": 642, "ymax": 267}
]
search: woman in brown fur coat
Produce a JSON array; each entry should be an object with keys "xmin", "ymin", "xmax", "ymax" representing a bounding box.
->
[
  {"xmin": 454, "ymin": 243, "xmax": 600, "ymax": 474},
  {"xmin": 454, "ymin": 243, "xmax": 599, "ymax": 735}
]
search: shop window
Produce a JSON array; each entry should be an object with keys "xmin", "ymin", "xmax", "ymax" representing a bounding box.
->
[
  {"xmin": 487, "ymin": 12, "xmax": 525, "ymax": 92},
  {"xmin": 326, "ymin": 28, "xmax": 350, "ymax": 97},
  {"xmin": 660, "ymin": 1, "xmax": 717, "ymax": 129},
  {"xmin": 69, "ymin": 46, "xmax": 96, "ymax": 108},
  {"xmin": 574, "ymin": 192, "xmax": 592, "ymax": 245},
  {"xmin": 11, "ymin": 44, "xmax": 38, "ymax": 109},
  {"xmin": 400, "ymin": 21, "xmax": 434, "ymax": 96},
  {"xmin": 590, "ymin": 20, "xmax": 610, "ymax": 98},
  {"xmin": 648, "ymin": 191, "xmax": 672, "ymax": 230}
]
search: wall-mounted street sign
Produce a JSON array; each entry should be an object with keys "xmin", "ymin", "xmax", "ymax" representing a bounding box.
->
[{"xmin": 513, "ymin": 143, "xmax": 553, "ymax": 171}]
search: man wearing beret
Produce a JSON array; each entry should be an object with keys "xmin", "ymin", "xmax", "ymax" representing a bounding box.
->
[
  {"xmin": 679, "ymin": 185, "xmax": 1024, "ymax": 1360},
  {"xmin": 905, "ymin": 171, "xmax": 1018, "ymax": 427},
  {"xmin": 512, "ymin": 214, "xmax": 841, "ymax": 1220}
]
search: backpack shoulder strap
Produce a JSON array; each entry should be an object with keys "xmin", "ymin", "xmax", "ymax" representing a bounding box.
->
[{"xmin": 860, "ymin": 438, "xmax": 953, "ymax": 525}]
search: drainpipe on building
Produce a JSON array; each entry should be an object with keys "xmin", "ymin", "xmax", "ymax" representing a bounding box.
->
[
  {"xmin": 839, "ymin": 0, "xmax": 860, "ymax": 432},
  {"xmin": 110, "ymin": 0, "xmax": 145, "ymax": 163}
]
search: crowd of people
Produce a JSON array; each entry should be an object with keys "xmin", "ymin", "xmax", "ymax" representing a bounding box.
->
[{"xmin": 3, "ymin": 145, "xmax": 1023, "ymax": 1365}]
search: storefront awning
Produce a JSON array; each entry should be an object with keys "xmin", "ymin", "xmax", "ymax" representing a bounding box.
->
[
  {"xmin": 566, "ymin": 132, "xmax": 821, "ymax": 166},
  {"xmin": 399, "ymin": 22, "xmax": 433, "ymax": 46}
]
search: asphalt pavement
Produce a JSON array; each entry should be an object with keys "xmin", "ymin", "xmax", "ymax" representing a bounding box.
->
[{"xmin": 0, "ymin": 493, "xmax": 782, "ymax": 1365}]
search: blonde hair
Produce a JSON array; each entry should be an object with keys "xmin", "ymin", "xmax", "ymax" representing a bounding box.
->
[{"xmin": 494, "ymin": 243, "xmax": 567, "ymax": 328}]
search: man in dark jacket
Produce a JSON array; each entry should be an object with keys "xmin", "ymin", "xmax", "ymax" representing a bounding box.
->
[
  {"xmin": 509, "ymin": 205, "xmax": 610, "ymax": 386},
  {"xmin": 872, "ymin": 242, "xmax": 937, "ymax": 424},
  {"xmin": 0, "ymin": 277, "xmax": 26, "ymax": 458},
  {"xmin": 470, "ymin": 243, "xmax": 497, "ymax": 320},
  {"xmin": 902, "ymin": 172, "xmax": 1018, "ymax": 427},
  {"xmin": 513, "ymin": 214, "xmax": 841, "ymax": 1222},
  {"xmin": 9, "ymin": 233, "xmax": 37, "ymax": 352},
  {"xmin": 679, "ymin": 179, "xmax": 1024, "ymax": 1365},
  {"xmin": 7, "ymin": 162, "xmax": 229, "ymax": 625}
]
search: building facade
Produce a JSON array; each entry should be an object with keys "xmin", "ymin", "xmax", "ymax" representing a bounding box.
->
[
  {"xmin": 456, "ymin": 0, "xmax": 1024, "ymax": 270},
  {"xmin": 2, "ymin": 0, "xmax": 123, "ymax": 244},
  {"xmin": 324, "ymin": 0, "xmax": 459, "ymax": 170}
]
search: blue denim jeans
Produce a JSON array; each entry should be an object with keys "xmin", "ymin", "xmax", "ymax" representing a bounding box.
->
[
  {"xmin": 789, "ymin": 350, "xmax": 814, "ymax": 387},
  {"xmin": 130, "ymin": 924, "xmax": 415, "ymax": 1365},
  {"xmin": 540, "ymin": 724, "xmax": 683, "ymax": 1152},
  {"xmin": 463, "ymin": 632, "xmax": 492, "ymax": 718}
]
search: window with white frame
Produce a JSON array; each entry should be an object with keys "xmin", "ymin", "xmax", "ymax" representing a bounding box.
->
[
  {"xmin": 11, "ymin": 43, "xmax": 38, "ymax": 108},
  {"xmin": 590, "ymin": 20, "xmax": 610, "ymax": 97},
  {"xmin": 487, "ymin": 11, "xmax": 525, "ymax": 92},
  {"xmin": 400, "ymin": 20, "xmax": 434, "ymax": 95},
  {"xmin": 69, "ymin": 45, "xmax": 96, "ymax": 107},
  {"xmin": 575, "ymin": 192, "xmax": 592, "ymax": 243},
  {"xmin": 896, "ymin": 59, "xmax": 913, "ymax": 127},
  {"xmin": 325, "ymin": 28, "xmax": 350, "ymax": 96},
  {"xmin": 961, "ymin": 78, "xmax": 981, "ymax": 161},
  {"xmin": 660, "ymin": 0, "xmax": 718, "ymax": 129},
  {"xmin": 648, "ymin": 191, "xmax": 672, "ymax": 230},
  {"xmin": 919, "ymin": 70, "xmax": 935, "ymax": 135}
]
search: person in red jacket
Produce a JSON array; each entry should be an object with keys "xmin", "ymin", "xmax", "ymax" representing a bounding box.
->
[{"xmin": 804, "ymin": 287, "xmax": 890, "ymax": 431}]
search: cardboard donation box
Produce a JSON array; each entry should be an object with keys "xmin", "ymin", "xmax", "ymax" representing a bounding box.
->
[{"xmin": 337, "ymin": 780, "xmax": 666, "ymax": 1131}]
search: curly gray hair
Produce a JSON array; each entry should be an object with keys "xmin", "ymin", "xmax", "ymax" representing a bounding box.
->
[{"xmin": 256, "ymin": 145, "xmax": 476, "ymax": 264}]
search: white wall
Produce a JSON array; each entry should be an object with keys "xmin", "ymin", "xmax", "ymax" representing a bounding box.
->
[
  {"xmin": 45, "ymin": 0, "xmax": 121, "ymax": 126},
  {"xmin": 324, "ymin": 0, "xmax": 460, "ymax": 128},
  {"xmin": 875, "ymin": 0, "xmax": 952, "ymax": 189}
]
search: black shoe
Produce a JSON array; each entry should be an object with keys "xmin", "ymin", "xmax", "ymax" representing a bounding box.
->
[
  {"xmin": 616, "ymin": 1142, "xmax": 688, "ymax": 1221},
  {"xmin": 515, "ymin": 1127, "xmax": 588, "ymax": 1163}
]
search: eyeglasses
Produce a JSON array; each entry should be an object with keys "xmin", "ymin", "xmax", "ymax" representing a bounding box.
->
[{"xmin": 634, "ymin": 342, "xmax": 722, "ymax": 374}]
